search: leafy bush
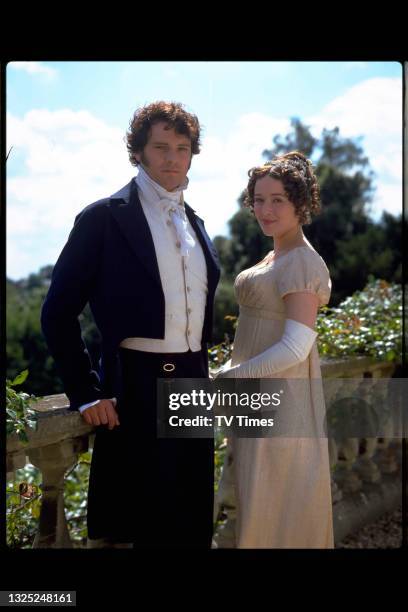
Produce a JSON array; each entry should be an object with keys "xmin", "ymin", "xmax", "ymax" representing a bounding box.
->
[
  {"xmin": 6, "ymin": 454, "xmax": 92, "ymax": 549},
  {"xmin": 6, "ymin": 464, "xmax": 42, "ymax": 548},
  {"xmin": 316, "ymin": 277, "xmax": 401, "ymax": 362},
  {"xmin": 6, "ymin": 370, "xmax": 40, "ymax": 443}
]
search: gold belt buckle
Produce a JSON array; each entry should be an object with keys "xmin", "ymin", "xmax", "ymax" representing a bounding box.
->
[{"xmin": 163, "ymin": 362, "xmax": 176, "ymax": 372}]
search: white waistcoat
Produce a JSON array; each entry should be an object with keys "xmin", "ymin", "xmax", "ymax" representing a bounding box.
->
[{"xmin": 119, "ymin": 178, "xmax": 208, "ymax": 353}]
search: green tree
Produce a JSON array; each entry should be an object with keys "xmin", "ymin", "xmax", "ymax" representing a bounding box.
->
[
  {"xmin": 212, "ymin": 118, "xmax": 401, "ymax": 342},
  {"xmin": 7, "ymin": 266, "xmax": 101, "ymax": 398}
]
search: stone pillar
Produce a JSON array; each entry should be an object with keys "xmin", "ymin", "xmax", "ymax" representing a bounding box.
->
[
  {"xmin": 28, "ymin": 436, "xmax": 88, "ymax": 548},
  {"xmin": 376, "ymin": 378, "xmax": 401, "ymax": 474},
  {"xmin": 330, "ymin": 378, "xmax": 363, "ymax": 494},
  {"xmin": 212, "ymin": 444, "xmax": 236, "ymax": 549},
  {"xmin": 328, "ymin": 437, "xmax": 343, "ymax": 503},
  {"xmin": 335, "ymin": 437, "xmax": 363, "ymax": 493},
  {"xmin": 356, "ymin": 437, "xmax": 381, "ymax": 483}
]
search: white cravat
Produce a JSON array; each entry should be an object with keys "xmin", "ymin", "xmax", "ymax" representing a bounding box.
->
[{"xmin": 135, "ymin": 165, "xmax": 196, "ymax": 257}]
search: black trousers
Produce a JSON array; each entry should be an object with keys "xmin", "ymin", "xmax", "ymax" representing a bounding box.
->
[{"xmin": 87, "ymin": 347, "xmax": 214, "ymax": 548}]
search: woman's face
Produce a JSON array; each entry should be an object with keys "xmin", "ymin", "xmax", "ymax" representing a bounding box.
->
[{"xmin": 253, "ymin": 175, "xmax": 299, "ymax": 237}]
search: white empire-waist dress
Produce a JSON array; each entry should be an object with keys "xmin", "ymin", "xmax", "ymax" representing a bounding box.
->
[{"xmin": 220, "ymin": 246, "xmax": 334, "ymax": 549}]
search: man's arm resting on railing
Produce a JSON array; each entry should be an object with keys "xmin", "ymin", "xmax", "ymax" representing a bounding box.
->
[{"xmin": 40, "ymin": 203, "xmax": 118, "ymax": 420}]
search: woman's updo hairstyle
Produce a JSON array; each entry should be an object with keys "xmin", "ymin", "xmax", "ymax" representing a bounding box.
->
[{"xmin": 243, "ymin": 150, "xmax": 321, "ymax": 225}]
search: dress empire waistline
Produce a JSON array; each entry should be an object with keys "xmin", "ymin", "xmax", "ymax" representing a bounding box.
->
[{"xmin": 239, "ymin": 304, "xmax": 285, "ymax": 321}]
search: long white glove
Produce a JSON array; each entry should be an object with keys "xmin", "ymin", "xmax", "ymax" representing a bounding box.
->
[{"xmin": 217, "ymin": 318, "xmax": 318, "ymax": 379}]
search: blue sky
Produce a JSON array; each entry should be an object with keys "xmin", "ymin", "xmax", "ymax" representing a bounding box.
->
[{"xmin": 7, "ymin": 61, "xmax": 402, "ymax": 280}]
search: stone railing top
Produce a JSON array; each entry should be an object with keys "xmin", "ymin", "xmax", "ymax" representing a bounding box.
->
[
  {"xmin": 7, "ymin": 394, "xmax": 91, "ymax": 456},
  {"xmin": 320, "ymin": 355, "xmax": 396, "ymax": 378},
  {"xmin": 7, "ymin": 356, "xmax": 397, "ymax": 458}
]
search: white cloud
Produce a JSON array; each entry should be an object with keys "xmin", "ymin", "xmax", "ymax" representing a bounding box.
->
[
  {"xmin": 369, "ymin": 182, "xmax": 402, "ymax": 220},
  {"xmin": 7, "ymin": 109, "xmax": 131, "ymax": 279},
  {"xmin": 6, "ymin": 76, "xmax": 402, "ymax": 279},
  {"xmin": 307, "ymin": 77, "xmax": 401, "ymax": 137},
  {"xmin": 305, "ymin": 77, "xmax": 402, "ymax": 219},
  {"xmin": 8, "ymin": 61, "xmax": 58, "ymax": 79},
  {"xmin": 6, "ymin": 108, "xmax": 290, "ymax": 278}
]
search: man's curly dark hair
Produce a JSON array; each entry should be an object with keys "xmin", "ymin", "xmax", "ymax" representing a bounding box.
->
[{"xmin": 125, "ymin": 101, "xmax": 202, "ymax": 167}]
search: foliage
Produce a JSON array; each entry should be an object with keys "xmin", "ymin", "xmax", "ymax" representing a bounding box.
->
[
  {"xmin": 6, "ymin": 454, "xmax": 92, "ymax": 549},
  {"xmin": 6, "ymin": 370, "xmax": 40, "ymax": 443},
  {"xmin": 316, "ymin": 277, "xmax": 401, "ymax": 362},
  {"xmin": 6, "ymin": 464, "xmax": 42, "ymax": 549}
]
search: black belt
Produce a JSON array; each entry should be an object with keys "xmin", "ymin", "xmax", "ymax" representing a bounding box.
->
[{"xmin": 118, "ymin": 346, "xmax": 203, "ymax": 374}]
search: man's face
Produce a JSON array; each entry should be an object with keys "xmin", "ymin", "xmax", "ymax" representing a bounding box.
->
[{"xmin": 135, "ymin": 121, "xmax": 193, "ymax": 192}]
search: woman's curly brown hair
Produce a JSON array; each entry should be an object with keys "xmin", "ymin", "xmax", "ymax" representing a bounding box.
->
[
  {"xmin": 243, "ymin": 151, "xmax": 321, "ymax": 225},
  {"xmin": 125, "ymin": 101, "xmax": 202, "ymax": 167}
]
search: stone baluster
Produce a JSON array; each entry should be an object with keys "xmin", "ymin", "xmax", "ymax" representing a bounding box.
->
[
  {"xmin": 28, "ymin": 436, "xmax": 88, "ymax": 548},
  {"xmin": 323, "ymin": 379, "xmax": 343, "ymax": 503},
  {"xmin": 355, "ymin": 379, "xmax": 381, "ymax": 483},
  {"xmin": 330, "ymin": 378, "xmax": 363, "ymax": 493},
  {"xmin": 7, "ymin": 452, "xmax": 28, "ymax": 481},
  {"xmin": 335, "ymin": 437, "xmax": 362, "ymax": 493},
  {"xmin": 328, "ymin": 437, "xmax": 342, "ymax": 503},
  {"xmin": 356, "ymin": 437, "xmax": 382, "ymax": 482},
  {"xmin": 376, "ymin": 377, "xmax": 401, "ymax": 474},
  {"xmin": 377, "ymin": 437, "xmax": 400, "ymax": 474},
  {"xmin": 212, "ymin": 442, "xmax": 237, "ymax": 549}
]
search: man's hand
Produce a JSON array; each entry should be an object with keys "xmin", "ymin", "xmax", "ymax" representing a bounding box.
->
[{"xmin": 81, "ymin": 399, "xmax": 120, "ymax": 430}]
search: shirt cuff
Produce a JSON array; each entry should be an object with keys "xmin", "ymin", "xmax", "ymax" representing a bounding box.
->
[{"xmin": 78, "ymin": 397, "xmax": 117, "ymax": 414}]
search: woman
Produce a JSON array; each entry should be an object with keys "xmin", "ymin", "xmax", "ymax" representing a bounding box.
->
[{"xmin": 216, "ymin": 151, "xmax": 334, "ymax": 548}]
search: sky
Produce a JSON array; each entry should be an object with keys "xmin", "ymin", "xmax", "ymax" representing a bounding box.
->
[{"xmin": 6, "ymin": 61, "xmax": 403, "ymax": 281}]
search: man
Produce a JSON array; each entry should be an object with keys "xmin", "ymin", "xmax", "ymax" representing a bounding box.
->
[{"xmin": 41, "ymin": 101, "xmax": 221, "ymax": 548}]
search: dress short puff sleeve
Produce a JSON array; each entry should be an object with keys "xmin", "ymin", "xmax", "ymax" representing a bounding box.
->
[{"xmin": 275, "ymin": 248, "xmax": 332, "ymax": 307}]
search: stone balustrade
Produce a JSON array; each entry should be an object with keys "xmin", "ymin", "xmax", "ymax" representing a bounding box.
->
[
  {"xmin": 213, "ymin": 356, "xmax": 403, "ymax": 548},
  {"xmin": 6, "ymin": 356, "xmax": 403, "ymax": 548},
  {"xmin": 7, "ymin": 394, "xmax": 93, "ymax": 548}
]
